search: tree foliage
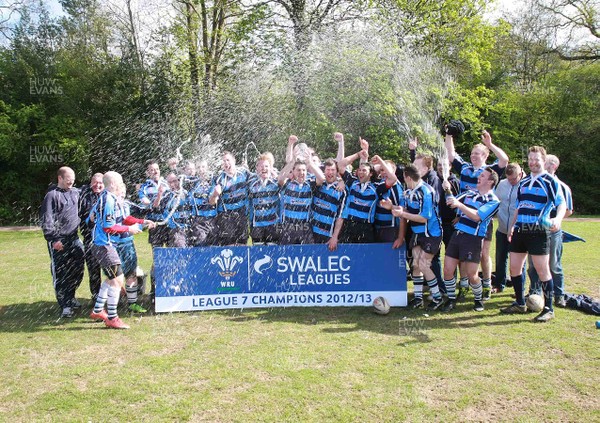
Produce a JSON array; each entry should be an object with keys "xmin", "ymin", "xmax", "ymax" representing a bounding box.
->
[{"xmin": 0, "ymin": 0, "xmax": 599, "ymax": 223}]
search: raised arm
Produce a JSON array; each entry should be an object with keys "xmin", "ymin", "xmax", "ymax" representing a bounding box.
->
[
  {"xmin": 359, "ymin": 137, "xmax": 369, "ymax": 164},
  {"xmin": 481, "ymin": 130, "xmax": 509, "ymax": 168},
  {"xmin": 278, "ymin": 158, "xmax": 295, "ymax": 187},
  {"xmin": 306, "ymin": 158, "xmax": 325, "ymax": 186},
  {"xmin": 334, "ymin": 132, "xmax": 345, "ymax": 162},
  {"xmin": 408, "ymin": 137, "xmax": 417, "ymax": 163},
  {"xmin": 371, "ymin": 155, "xmax": 398, "ymax": 186},
  {"xmin": 285, "ymin": 135, "xmax": 298, "ymax": 164},
  {"xmin": 444, "ymin": 133, "xmax": 456, "ymax": 164},
  {"xmin": 337, "ymin": 151, "xmax": 363, "ymax": 174}
]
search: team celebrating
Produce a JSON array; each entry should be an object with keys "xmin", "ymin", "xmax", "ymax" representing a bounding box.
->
[{"xmin": 40, "ymin": 125, "xmax": 573, "ymax": 328}]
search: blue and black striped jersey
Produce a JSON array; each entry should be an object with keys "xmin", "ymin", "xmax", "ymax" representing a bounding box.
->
[
  {"xmin": 281, "ymin": 179, "xmax": 316, "ymax": 223},
  {"xmin": 248, "ymin": 177, "xmax": 281, "ymax": 227},
  {"xmin": 341, "ymin": 172, "xmax": 389, "ymax": 224},
  {"xmin": 515, "ymin": 172, "xmax": 564, "ymax": 228},
  {"xmin": 374, "ymin": 181, "xmax": 404, "ymax": 229},
  {"xmin": 91, "ymin": 190, "xmax": 134, "ymax": 246},
  {"xmin": 453, "ymin": 155, "xmax": 505, "ymax": 193},
  {"xmin": 161, "ymin": 189, "xmax": 192, "ymax": 229},
  {"xmin": 188, "ymin": 178, "xmax": 217, "ymax": 218},
  {"xmin": 213, "ymin": 169, "xmax": 251, "ymax": 213},
  {"xmin": 311, "ymin": 182, "xmax": 347, "ymax": 237},
  {"xmin": 138, "ymin": 178, "xmax": 169, "ymax": 220},
  {"xmin": 454, "ymin": 190, "xmax": 500, "ymax": 237},
  {"xmin": 404, "ymin": 181, "xmax": 442, "ymax": 237}
]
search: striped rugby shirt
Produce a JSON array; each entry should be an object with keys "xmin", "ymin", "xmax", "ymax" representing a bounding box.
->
[
  {"xmin": 453, "ymin": 154, "xmax": 505, "ymax": 193},
  {"xmin": 403, "ymin": 180, "xmax": 442, "ymax": 237},
  {"xmin": 454, "ymin": 190, "xmax": 500, "ymax": 237},
  {"xmin": 514, "ymin": 172, "xmax": 564, "ymax": 229}
]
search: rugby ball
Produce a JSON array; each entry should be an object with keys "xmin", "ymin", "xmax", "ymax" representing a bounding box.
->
[
  {"xmin": 373, "ymin": 296, "xmax": 391, "ymax": 315},
  {"xmin": 526, "ymin": 294, "xmax": 544, "ymax": 312}
]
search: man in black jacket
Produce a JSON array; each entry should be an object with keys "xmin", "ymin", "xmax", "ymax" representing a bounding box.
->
[
  {"xmin": 78, "ymin": 173, "xmax": 104, "ymax": 300},
  {"xmin": 40, "ymin": 167, "xmax": 85, "ymax": 318}
]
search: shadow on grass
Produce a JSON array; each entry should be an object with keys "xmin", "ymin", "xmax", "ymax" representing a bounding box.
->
[
  {"xmin": 209, "ymin": 299, "xmax": 530, "ymax": 344},
  {"xmin": 0, "ymin": 299, "xmax": 121, "ymax": 333}
]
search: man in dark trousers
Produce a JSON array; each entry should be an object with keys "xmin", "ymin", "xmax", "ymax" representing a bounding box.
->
[
  {"xmin": 78, "ymin": 173, "xmax": 104, "ymax": 300},
  {"xmin": 40, "ymin": 166, "xmax": 85, "ymax": 318}
]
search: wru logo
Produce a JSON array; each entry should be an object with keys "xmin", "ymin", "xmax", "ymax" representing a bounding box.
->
[{"xmin": 211, "ymin": 249, "xmax": 243, "ymax": 280}]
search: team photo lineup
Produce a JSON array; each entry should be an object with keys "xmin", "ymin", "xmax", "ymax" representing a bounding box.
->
[{"xmin": 40, "ymin": 123, "xmax": 573, "ymax": 329}]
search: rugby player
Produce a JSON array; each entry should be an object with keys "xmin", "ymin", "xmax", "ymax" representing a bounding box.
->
[
  {"xmin": 188, "ymin": 160, "xmax": 217, "ymax": 246},
  {"xmin": 89, "ymin": 171, "xmax": 155, "ymax": 328},
  {"xmin": 374, "ymin": 159, "xmax": 404, "ymax": 243},
  {"xmin": 211, "ymin": 151, "xmax": 252, "ymax": 246},
  {"xmin": 139, "ymin": 159, "xmax": 170, "ymax": 247},
  {"xmin": 501, "ymin": 146, "xmax": 566, "ymax": 322},
  {"xmin": 441, "ymin": 168, "xmax": 500, "ymax": 312},
  {"xmin": 278, "ymin": 138, "xmax": 325, "ymax": 245},
  {"xmin": 161, "ymin": 173, "xmax": 192, "ymax": 247},
  {"xmin": 445, "ymin": 129, "xmax": 509, "ymax": 301},
  {"xmin": 329, "ymin": 150, "xmax": 398, "ymax": 249},
  {"xmin": 138, "ymin": 160, "xmax": 169, "ymax": 299},
  {"xmin": 248, "ymin": 155, "xmax": 281, "ymax": 244},
  {"xmin": 311, "ymin": 159, "xmax": 347, "ymax": 246},
  {"xmin": 382, "ymin": 164, "xmax": 443, "ymax": 310},
  {"xmin": 527, "ymin": 154, "xmax": 573, "ymax": 307}
]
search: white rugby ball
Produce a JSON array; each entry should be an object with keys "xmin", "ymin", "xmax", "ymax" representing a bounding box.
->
[
  {"xmin": 526, "ymin": 294, "xmax": 544, "ymax": 312},
  {"xmin": 373, "ymin": 296, "xmax": 391, "ymax": 315}
]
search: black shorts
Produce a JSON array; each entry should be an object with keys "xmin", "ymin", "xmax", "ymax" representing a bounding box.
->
[
  {"xmin": 148, "ymin": 225, "xmax": 169, "ymax": 247},
  {"xmin": 410, "ymin": 233, "xmax": 442, "ymax": 255},
  {"xmin": 445, "ymin": 231, "xmax": 483, "ymax": 263},
  {"xmin": 375, "ymin": 227, "xmax": 398, "ymax": 243},
  {"xmin": 251, "ymin": 225, "xmax": 280, "ymax": 244},
  {"xmin": 214, "ymin": 210, "xmax": 248, "ymax": 245},
  {"xmin": 312, "ymin": 233, "xmax": 331, "ymax": 244},
  {"xmin": 279, "ymin": 222, "xmax": 313, "ymax": 245},
  {"xmin": 188, "ymin": 216, "xmax": 216, "ymax": 246},
  {"xmin": 168, "ymin": 227, "xmax": 187, "ymax": 248},
  {"xmin": 510, "ymin": 228, "xmax": 550, "ymax": 255},
  {"xmin": 91, "ymin": 244, "xmax": 123, "ymax": 279},
  {"xmin": 340, "ymin": 220, "xmax": 375, "ymax": 244},
  {"xmin": 484, "ymin": 220, "xmax": 494, "ymax": 242}
]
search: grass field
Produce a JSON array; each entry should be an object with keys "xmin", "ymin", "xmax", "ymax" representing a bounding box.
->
[{"xmin": 1, "ymin": 221, "xmax": 599, "ymax": 422}]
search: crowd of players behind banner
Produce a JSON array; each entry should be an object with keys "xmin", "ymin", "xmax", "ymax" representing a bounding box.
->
[{"xmin": 40, "ymin": 121, "xmax": 573, "ymax": 329}]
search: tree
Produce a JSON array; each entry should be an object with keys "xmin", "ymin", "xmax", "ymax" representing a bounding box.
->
[
  {"xmin": 533, "ymin": 0, "xmax": 600, "ymax": 61},
  {"xmin": 257, "ymin": 0, "xmax": 362, "ymax": 110}
]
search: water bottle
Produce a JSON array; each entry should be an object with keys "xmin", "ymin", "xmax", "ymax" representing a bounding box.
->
[
  {"xmin": 444, "ymin": 188, "xmax": 454, "ymax": 202},
  {"xmin": 596, "ymin": 320, "xmax": 600, "ymax": 329}
]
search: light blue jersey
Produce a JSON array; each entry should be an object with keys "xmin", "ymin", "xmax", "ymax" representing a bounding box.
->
[{"xmin": 404, "ymin": 181, "xmax": 442, "ymax": 237}]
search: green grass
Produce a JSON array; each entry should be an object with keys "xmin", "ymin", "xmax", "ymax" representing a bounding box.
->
[{"xmin": 1, "ymin": 222, "xmax": 599, "ymax": 422}]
